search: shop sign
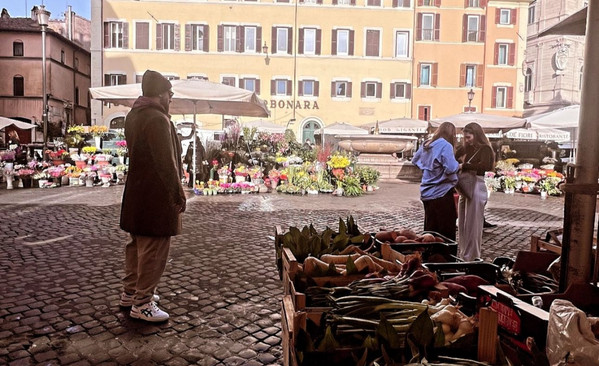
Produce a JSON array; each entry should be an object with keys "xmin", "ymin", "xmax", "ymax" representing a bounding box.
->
[{"xmin": 269, "ymin": 100, "xmax": 319, "ymax": 110}]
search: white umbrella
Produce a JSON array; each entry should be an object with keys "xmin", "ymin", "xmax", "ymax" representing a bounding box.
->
[
  {"xmin": 0, "ymin": 116, "xmax": 37, "ymax": 130},
  {"xmin": 89, "ymin": 79, "xmax": 269, "ymax": 117},
  {"xmin": 527, "ymin": 105, "xmax": 580, "ymax": 129},
  {"xmin": 314, "ymin": 122, "xmax": 369, "ymax": 135},
  {"xmin": 90, "ymin": 79, "xmax": 270, "ymax": 185},
  {"xmin": 243, "ymin": 120, "xmax": 285, "ymax": 134},
  {"xmin": 361, "ymin": 118, "xmax": 428, "ymax": 134},
  {"xmin": 431, "ymin": 112, "xmax": 527, "ymax": 133}
]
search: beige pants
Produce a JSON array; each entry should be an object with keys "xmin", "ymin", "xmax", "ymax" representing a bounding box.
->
[
  {"xmin": 122, "ymin": 234, "xmax": 171, "ymax": 305},
  {"xmin": 458, "ymin": 176, "xmax": 488, "ymax": 261}
]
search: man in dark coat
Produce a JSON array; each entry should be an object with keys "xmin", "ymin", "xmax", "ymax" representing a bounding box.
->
[{"xmin": 119, "ymin": 70, "xmax": 186, "ymax": 322}]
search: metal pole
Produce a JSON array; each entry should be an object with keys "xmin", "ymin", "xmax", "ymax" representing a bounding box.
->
[
  {"xmin": 563, "ymin": 3, "xmax": 599, "ymax": 286},
  {"xmin": 192, "ymin": 101, "xmax": 197, "ymax": 186},
  {"xmin": 42, "ymin": 24, "xmax": 48, "ymax": 153}
]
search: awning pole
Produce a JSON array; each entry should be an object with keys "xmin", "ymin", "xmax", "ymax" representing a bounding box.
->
[
  {"xmin": 192, "ymin": 102, "xmax": 197, "ymax": 187},
  {"xmin": 562, "ymin": 3, "xmax": 599, "ymax": 287}
]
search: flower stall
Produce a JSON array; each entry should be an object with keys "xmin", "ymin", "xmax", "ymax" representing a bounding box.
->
[{"xmin": 485, "ymin": 159, "xmax": 565, "ymax": 198}]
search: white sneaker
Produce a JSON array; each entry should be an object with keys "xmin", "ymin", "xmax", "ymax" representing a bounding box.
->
[
  {"xmin": 130, "ymin": 301, "xmax": 169, "ymax": 322},
  {"xmin": 119, "ymin": 292, "xmax": 160, "ymax": 307}
]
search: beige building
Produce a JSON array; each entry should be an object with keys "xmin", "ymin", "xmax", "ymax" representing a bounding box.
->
[
  {"xmin": 92, "ymin": 0, "xmax": 529, "ymax": 142},
  {"xmin": 0, "ymin": 7, "xmax": 91, "ymax": 144},
  {"xmin": 524, "ymin": 0, "xmax": 586, "ymax": 116}
]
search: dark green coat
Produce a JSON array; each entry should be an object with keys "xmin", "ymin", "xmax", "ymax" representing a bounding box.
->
[{"xmin": 120, "ymin": 97, "xmax": 185, "ymax": 237}]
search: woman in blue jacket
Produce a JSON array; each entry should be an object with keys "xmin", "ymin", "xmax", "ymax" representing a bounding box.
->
[{"xmin": 412, "ymin": 122, "xmax": 460, "ymax": 240}]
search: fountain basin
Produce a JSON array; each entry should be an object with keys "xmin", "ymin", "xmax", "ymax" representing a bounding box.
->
[{"xmin": 336, "ymin": 134, "xmax": 417, "ymax": 154}]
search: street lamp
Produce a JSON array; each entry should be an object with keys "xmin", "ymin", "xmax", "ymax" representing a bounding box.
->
[
  {"xmin": 467, "ymin": 88, "xmax": 475, "ymax": 112},
  {"xmin": 262, "ymin": 42, "xmax": 270, "ymax": 65},
  {"xmin": 37, "ymin": 5, "xmax": 51, "ymax": 152}
]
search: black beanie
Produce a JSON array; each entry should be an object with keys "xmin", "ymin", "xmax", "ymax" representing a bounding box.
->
[{"xmin": 141, "ymin": 70, "xmax": 172, "ymax": 97}]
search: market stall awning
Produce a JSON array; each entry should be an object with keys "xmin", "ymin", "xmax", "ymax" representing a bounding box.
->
[
  {"xmin": 314, "ymin": 122, "xmax": 369, "ymax": 135},
  {"xmin": 538, "ymin": 6, "xmax": 587, "ymax": 36},
  {"xmin": 430, "ymin": 113, "xmax": 527, "ymax": 133},
  {"xmin": 504, "ymin": 127, "xmax": 570, "ymax": 142},
  {"xmin": 527, "ymin": 105, "xmax": 580, "ymax": 130},
  {"xmin": 361, "ymin": 118, "xmax": 428, "ymax": 134},
  {"xmin": 242, "ymin": 120, "xmax": 286, "ymax": 134},
  {"xmin": 0, "ymin": 116, "xmax": 37, "ymax": 130},
  {"xmin": 89, "ymin": 79, "xmax": 270, "ymax": 117}
]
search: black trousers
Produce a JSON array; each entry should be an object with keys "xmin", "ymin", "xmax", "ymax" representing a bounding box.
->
[{"xmin": 422, "ymin": 188, "xmax": 457, "ymax": 241}]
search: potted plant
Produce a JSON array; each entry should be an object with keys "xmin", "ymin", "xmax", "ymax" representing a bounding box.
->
[
  {"xmin": 66, "ymin": 125, "xmax": 85, "ymax": 153},
  {"xmin": 116, "ymin": 140, "xmax": 127, "ymax": 164},
  {"xmin": 16, "ymin": 168, "xmax": 35, "ymax": 188}
]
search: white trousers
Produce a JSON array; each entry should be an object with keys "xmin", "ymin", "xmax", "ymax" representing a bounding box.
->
[{"xmin": 458, "ymin": 176, "xmax": 488, "ymax": 261}]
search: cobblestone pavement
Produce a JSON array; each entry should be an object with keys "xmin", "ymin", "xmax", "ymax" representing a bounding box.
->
[{"xmin": 0, "ymin": 180, "xmax": 566, "ymax": 365}]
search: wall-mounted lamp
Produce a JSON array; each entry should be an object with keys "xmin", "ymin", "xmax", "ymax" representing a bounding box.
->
[
  {"xmin": 262, "ymin": 42, "xmax": 270, "ymax": 65},
  {"xmin": 286, "ymin": 118, "xmax": 296, "ymax": 129},
  {"xmin": 467, "ymin": 88, "xmax": 475, "ymax": 112}
]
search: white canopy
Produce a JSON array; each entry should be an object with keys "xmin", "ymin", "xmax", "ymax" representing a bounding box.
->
[
  {"xmin": 431, "ymin": 112, "xmax": 527, "ymax": 133},
  {"xmin": 0, "ymin": 116, "xmax": 37, "ymax": 130},
  {"xmin": 361, "ymin": 118, "xmax": 428, "ymax": 134},
  {"xmin": 89, "ymin": 79, "xmax": 270, "ymax": 117},
  {"xmin": 527, "ymin": 105, "xmax": 580, "ymax": 130},
  {"xmin": 314, "ymin": 122, "xmax": 369, "ymax": 135},
  {"xmin": 504, "ymin": 127, "xmax": 571, "ymax": 142},
  {"xmin": 242, "ymin": 120, "xmax": 285, "ymax": 134}
]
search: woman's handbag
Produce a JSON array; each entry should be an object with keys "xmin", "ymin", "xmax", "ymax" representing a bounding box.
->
[{"xmin": 455, "ymin": 149, "xmax": 480, "ymax": 200}]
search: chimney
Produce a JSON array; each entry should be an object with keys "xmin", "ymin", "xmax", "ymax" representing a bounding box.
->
[
  {"xmin": 1, "ymin": 8, "xmax": 10, "ymax": 19},
  {"xmin": 67, "ymin": 5, "xmax": 73, "ymax": 40},
  {"xmin": 31, "ymin": 5, "xmax": 38, "ymax": 21}
]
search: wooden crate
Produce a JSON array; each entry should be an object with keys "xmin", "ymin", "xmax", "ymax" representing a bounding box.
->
[{"xmin": 281, "ymin": 295, "xmax": 299, "ymax": 366}]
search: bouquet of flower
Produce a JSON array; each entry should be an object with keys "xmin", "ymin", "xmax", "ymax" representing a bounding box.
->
[
  {"xmin": 64, "ymin": 166, "xmax": 82, "ymax": 177},
  {"xmin": 268, "ymin": 169, "xmax": 281, "ymax": 181},
  {"xmin": 217, "ymin": 166, "xmax": 231, "ymax": 177},
  {"xmin": 82, "ymin": 146, "xmax": 97, "ymax": 155},
  {"xmin": 47, "ymin": 166, "xmax": 65, "ymax": 178},
  {"xmin": 116, "ymin": 140, "xmax": 127, "ymax": 156},
  {"xmin": 89, "ymin": 125, "xmax": 108, "ymax": 137},
  {"xmin": 234, "ymin": 164, "xmax": 249, "ymax": 177},
  {"xmin": 67, "ymin": 125, "xmax": 85, "ymax": 134},
  {"xmin": 249, "ymin": 166, "xmax": 264, "ymax": 179},
  {"xmin": 0, "ymin": 150, "xmax": 16, "ymax": 162},
  {"xmin": 327, "ymin": 153, "xmax": 351, "ymax": 169},
  {"xmin": 211, "ymin": 159, "xmax": 219, "ymax": 168},
  {"xmin": 46, "ymin": 149, "xmax": 69, "ymax": 160},
  {"xmin": 33, "ymin": 171, "xmax": 49, "ymax": 180},
  {"xmin": 16, "ymin": 168, "xmax": 35, "ymax": 177}
]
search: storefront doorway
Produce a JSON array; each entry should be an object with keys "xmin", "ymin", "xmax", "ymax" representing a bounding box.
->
[{"xmin": 301, "ymin": 118, "xmax": 322, "ymax": 144}]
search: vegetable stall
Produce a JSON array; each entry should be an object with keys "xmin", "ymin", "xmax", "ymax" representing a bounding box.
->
[{"xmin": 275, "ymin": 217, "xmax": 599, "ymax": 365}]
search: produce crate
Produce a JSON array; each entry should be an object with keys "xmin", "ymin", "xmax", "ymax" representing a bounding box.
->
[
  {"xmin": 477, "ymin": 285, "xmax": 549, "ymax": 351},
  {"xmin": 372, "ymin": 231, "xmax": 459, "ymax": 262},
  {"xmin": 423, "ymin": 261, "xmax": 499, "ymax": 284},
  {"xmin": 281, "ymin": 295, "xmax": 299, "ymax": 366}
]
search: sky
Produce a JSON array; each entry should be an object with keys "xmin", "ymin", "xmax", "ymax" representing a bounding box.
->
[{"xmin": 1, "ymin": 0, "xmax": 91, "ymax": 20}]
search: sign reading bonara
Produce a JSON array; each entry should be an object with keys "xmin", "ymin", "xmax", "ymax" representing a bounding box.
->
[{"xmin": 269, "ymin": 100, "xmax": 320, "ymax": 110}]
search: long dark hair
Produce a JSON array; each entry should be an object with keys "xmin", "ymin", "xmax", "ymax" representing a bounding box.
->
[
  {"xmin": 463, "ymin": 122, "xmax": 495, "ymax": 165},
  {"xmin": 428, "ymin": 121, "xmax": 456, "ymax": 147}
]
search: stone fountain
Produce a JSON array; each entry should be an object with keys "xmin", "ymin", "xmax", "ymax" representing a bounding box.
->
[{"xmin": 336, "ymin": 133, "xmax": 421, "ymax": 179}]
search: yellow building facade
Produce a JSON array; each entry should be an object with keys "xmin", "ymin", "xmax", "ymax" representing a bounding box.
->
[{"xmin": 93, "ymin": 0, "xmax": 529, "ymax": 141}]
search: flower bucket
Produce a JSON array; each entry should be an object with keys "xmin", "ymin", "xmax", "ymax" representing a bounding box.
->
[
  {"xmin": 75, "ymin": 161, "xmax": 87, "ymax": 169},
  {"xmin": 86, "ymin": 178, "xmax": 94, "ymax": 187},
  {"xmin": 69, "ymin": 177, "xmax": 80, "ymax": 186},
  {"xmin": 219, "ymin": 176, "xmax": 228, "ymax": 184},
  {"xmin": 94, "ymin": 136, "xmax": 101, "ymax": 149},
  {"xmin": 61, "ymin": 175, "xmax": 69, "ymax": 186},
  {"xmin": 22, "ymin": 178, "xmax": 32, "ymax": 189},
  {"xmin": 235, "ymin": 175, "xmax": 246, "ymax": 183},
  {"xmin": 540, "ymin": 191, "xmax": 548, "ymax": 200},
  {"xmin": 5, "ymin": 175, "xmax": 14, "ymax": 189},
  {"xmin": 118, "ymin": 156, "xmax": 125, "ymax": 165},
  {"xmin": 38, "ymin": 179, "xmax": 48, "ymax": 188},
  {"xmin": 5, "ymin": 163, "xmax": 14, "ymax": 171}
]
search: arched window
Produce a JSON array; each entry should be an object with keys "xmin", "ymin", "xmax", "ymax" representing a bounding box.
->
[
  {"xmin": 524, "ymin": 68, "xmax": 533, "ymax": 92},
  {"xmin": 75, "ymin": 87, "xmax": 80, "ymax": 105},
  {"xmin": 13, "ymin": 41, "xmax": 23, "ymax": 56},
  {"xmin": 13, "ymin": 75, "xmax": 24, "ymax": 96},
  {"xmin": 579, "ymin": 66, "xmax": 584, "ymax": 91},
  {"xmin": 302, "ymin": 119, "xmax": 323, "ymax": 144}
]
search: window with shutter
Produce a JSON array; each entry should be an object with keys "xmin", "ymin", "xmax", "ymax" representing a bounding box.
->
[
  {"xmin": 244, "ymin": 79, "xmax": 256, "ymax": 92},
  {"xmin": 434, "ymin": 14, "xmax": 440, "ymax": 41},
  {"xmin": 190, "ymin": 24, "xmax": 206, "ymax": 51},
  {"xmin": 286, "ymin": 80, "xmax": 292, "ymax": 96},
  {"xmin": 13, "ymin": 75, "xmax": 24, "ymax": 96},
  {"xmin": 222, "ymin": 77, "xmax": 236, "ymax": 86},
  {"xmin": 160, "ymin": 23, "xmax": 176, "ymax": 50},
  {"xmin": 420, "ymin": 64, "xmax": 431, "ymax": 86},
  {"xmin": 244, "ymin": 26, "xmax": 256, "ymax": 52},
  {"xmin": 524, "ymin": 68, "xmax": 533, "ymax": 92},
  {"xmin": 276, "ymin": 27, "xmax": 288, "ymax": 54},
  {"xmin": 465, "ymin": 65, "xmax": 476, "ymax": 87},
  {"xmin": 303, "ymin": 80, "xmax": 315, "ymax": 96},
  {"xmin": 367, "ymin": 0, "xmax": 381, "ymax": 6},
  {"xmin": 223, "ymin": 25, "xmax": 237, "ymax": 52},
  {"xmin": 497, "ymin": 43, "xmax": 508, "ymax": 65},
  {"xmin": 275, "ymin": 80, "xmax": 287, "ymax": 96},
  {"xmin": 476, "ymin": 65, "xmax": 484, "ymax": 88},
  {"xmin": 466, "ymin": 15, "xmax": 479, "ymax": 42},
  {"xmin": 508, "ymin": 43, "xmax": 515, "ymax": 65},
  {"xmin": 421, "ymin": 14, "xmax": 433, "ymax": 41},
  {"xmin": 13, "ymin": 41, "xmax": 23, "ymax": 56},
  {"xmin": 336, "ymin": 29, "xmax": 350, "ymax": 55},
  {"xmin": 507, "ymin": 87, "xmax": 514, "ymax": 108},
  {"xmin": 365, "ymin": 29, "xmax": 380, "ymax": 57},
  {"xmin": 106, "ymin": 21, "xmax": 124, "ymax": 48},
  {"xmin": 499, "ymin": 9, "xmax": 511, "ymax": 24},
  {"xmin": 363, "ymin": 82, "xmax": 378, "ymax": 98},
  {"xmin": 136, "ymin": 22, "xmax": 149, "ymax": 50},
  {"xmin": 333, "ymin": 81, "xmax": 348, "ymax": 97},
  {"xmin": 122, "ymin": 23, "xmax": 129, "ymax": 48},
  {"xmin": 431, "ymin": 63, "xmax": 438, "ymax": 86},
  {"xmin": 418, "ymin": 106, "xmax": 431, "ymax": 121},
  {"xmin": 495, "ymin": 86, "xmax": 507, "ymax": 108},
  {"xmin": 303, "ymin": 28, "xmax": 316, "ymax": 54},
  {"xmin": 395, "ymin": 31, "xmax": 409, "ymax": 57}
]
